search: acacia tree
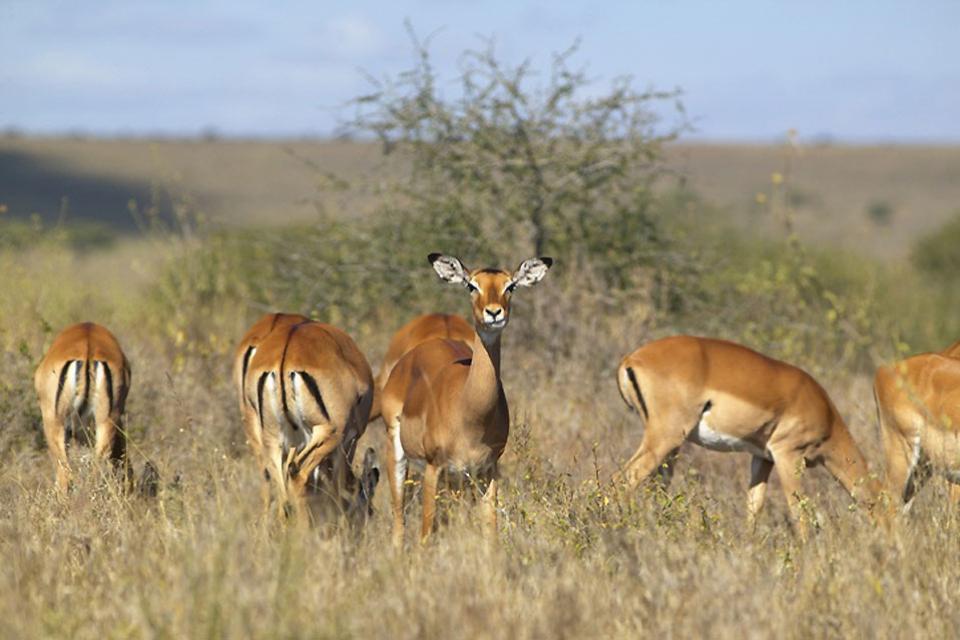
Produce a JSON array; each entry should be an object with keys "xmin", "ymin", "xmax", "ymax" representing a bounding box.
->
[{"xmin": 345, "ymin": 28, "xmax": 686, "ymax": 263}]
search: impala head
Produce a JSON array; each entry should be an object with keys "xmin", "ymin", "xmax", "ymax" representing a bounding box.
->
[
  {"xmin": 347, "ymin": 447, "xmax": 380, "ymax": 522},
  {"xmin": 428, "ymin": 253, "xmax": 553, "ymax": 334}
]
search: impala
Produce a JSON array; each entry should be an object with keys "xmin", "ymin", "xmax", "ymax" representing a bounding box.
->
[
  {"xmin": 369, "ymin": 313, "xmax": 474, "ymax": 422},
  {"xmin": 234, "ymin": 313, "xmax": 309, "ymax": 473},
  {"xmin": 244, "ymin": 319, "xmax": 378, "ymax": 523},
  {"xmin": 874, "ymin": 341, "xmax": 960, "ymax": 511},
  {"xmin": 381, "ymin": 253, "xmax": 552, "ymax": 545},
  {"xmin": 34, "ymin": 322, "xmax": 132, "ymax": 492},
  {"xmin": 616, "ymin": 336, "xmax": 879, "ymax": 537}
]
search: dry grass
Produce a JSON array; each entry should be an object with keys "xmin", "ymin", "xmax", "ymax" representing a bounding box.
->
[{"xmin": 0, "ymin": 236, "xmax": 958, "ymax": 639}]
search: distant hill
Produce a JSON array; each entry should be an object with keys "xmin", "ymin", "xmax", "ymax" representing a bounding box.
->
[{"xmin": 2, "ymin": 136, "xmax": 959, "ymax": 259}]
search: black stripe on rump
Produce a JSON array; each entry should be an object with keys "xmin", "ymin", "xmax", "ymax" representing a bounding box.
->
[
  {"xmin": 77, "ymin": 360, "xmax": 91, "ymax": 417},
  {"xmin": 295, "ymin": 371, "xmax": 330, "ymax": 422},
  {"xmin": 256, "ymin": 372, "xmax": 270, "ymax": 431},
  {"xmin": 626, "ymin": 367, "xmax": 648, "ymax": 420},
  {"xmin": 278, "ymin": 323, "xmax": 307, "ymax": 431},
  {"xmin": 54, "ymin": 360, "xmax": 78, "ymax": 411},
  {"xmin": 241, "ymin": 346, "xmax": 255, "ymax": 389},
  {"xmin": 101, "ymin": 361, "xmax": 114, "ymax": 415}
]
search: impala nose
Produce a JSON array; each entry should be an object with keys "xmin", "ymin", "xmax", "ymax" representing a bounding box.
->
[{"xmin": 484, "ymin": 306, "xmax": 504, "ymax": 322}]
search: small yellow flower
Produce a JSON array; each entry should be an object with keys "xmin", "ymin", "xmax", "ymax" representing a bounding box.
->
[
  {"xmin": 755, "ymin": 192, "xmax": 768, "ymax": 205},
  {"xmin": 771, "ymin": 172, "xmax": 784, "ymax": 185}
]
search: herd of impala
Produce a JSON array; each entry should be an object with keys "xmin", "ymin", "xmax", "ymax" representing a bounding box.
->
[{"xmin": 33, "ymin": 253, "xmax": 960, "ymax": 542}]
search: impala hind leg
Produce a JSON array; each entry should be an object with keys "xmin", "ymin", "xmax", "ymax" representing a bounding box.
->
[
  {"xmin": 260, "ymin": 426, "xmax": 288, "ymax": 520},
  {"xmin": 880, "ymin": 421, "xmax": 925, "ymax": 513},
  {"xmin": 42, "ymin": 411, "xmax": 71, "ymax": 494},
  {"xmin": 241, "ymin": 401, "xmax": 271, "ymax": 511},
  {"xmin": 93, "ymin": 413, "xmax": 130, "ymax": 490},
  {"xmin": 287, "ymin": 423, "xmax": 340, "ymax": 525},
  {"xmin": 747, "ymin": 456, "xmax": 774, "ymax": 530},
  {"xmin": 616, "ymin": 416, "xmax": 687, "ymax": 490}
]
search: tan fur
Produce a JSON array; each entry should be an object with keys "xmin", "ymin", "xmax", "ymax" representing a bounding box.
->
[
  {"xmin": 874, "ymin": 343, "xmax": 960, "ymax": 512},
  {"xmin": 243, "ymin": 320, "xmax": 375, "ymax": 524},
  {"xmin": 381, "ymin": 255, "xmax": 551, "ymax": 546},
  {"xmin": 368, "ymin": 313, "xmax": 474, "ymax": 422},
  {"xmin": 616, "ymin": 336, "xmax": 879, "ymax": 538},
  {"xmin": 34, "ymin": 322, "xmax": 131, "ymax": 492}
]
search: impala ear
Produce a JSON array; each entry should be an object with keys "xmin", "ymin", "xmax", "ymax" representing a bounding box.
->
[
  {"xmin": 511, "ymin": 257, "xmax": 553, "ymax": 288},
  {"xmin": 428, "ymin": 253, "xmax": 470, "ymax": 285}
]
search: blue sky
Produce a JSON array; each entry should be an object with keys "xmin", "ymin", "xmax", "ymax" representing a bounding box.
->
[{"xmin": 2, "ymin": 1, "xmax": 958, "ymax": 141}]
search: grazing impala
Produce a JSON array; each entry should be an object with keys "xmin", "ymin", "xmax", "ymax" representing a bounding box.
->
[
  {"xmin": 244, "ymin": 319, "xmax": 378, "ymax": 523},
  {"xmin": 381, "ymin": 254, "xmax": 552, "ymax": 545},
  {"xmin": 369, "ymin": 313, "xmax": 474, "ymax": 422},
  {"xmin": 234, "ymin": 313, "xmax": 309, "ymax": 472},
  {"xmin": 874, "ymin": 341, "xmax": 960, "ymax": 511},
  {"xmin": 616, "ymin": 336, "xmax": 879, "ymax": 537},
  {"xmin": 34, "ymin": 322, "xmax": 132, "ymax": 492}
]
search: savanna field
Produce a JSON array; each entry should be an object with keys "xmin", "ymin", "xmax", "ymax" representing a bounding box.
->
[{"xmin": 2, "ymin": 128, "xmax": 960, "ymax": 638}]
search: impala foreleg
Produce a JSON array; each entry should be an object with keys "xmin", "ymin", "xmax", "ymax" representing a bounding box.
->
[
  {"xmin": 481, "ymin": 466, "xmax": 499, "ymax": 544},
  {"xmin": 384, "ymin": 416, "xmax": 408, "ymax": 547},
  {"xmin": 769, "ymin": 445, "xmax": 810, "ymax": 541}
]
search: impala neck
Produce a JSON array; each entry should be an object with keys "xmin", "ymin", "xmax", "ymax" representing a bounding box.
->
[{"xmin": 463, "ymin": 328, "xmax": 502, "ymax": 417}]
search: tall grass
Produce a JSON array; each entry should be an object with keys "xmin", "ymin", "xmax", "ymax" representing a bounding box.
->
[{"xmin": 0, "ymin": 204, "xmax": 957, "ymax": 637}]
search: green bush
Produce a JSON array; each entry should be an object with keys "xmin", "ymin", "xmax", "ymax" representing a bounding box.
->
[
  {"xmin": 911, "ymin": 211, "xmax": 960, "ymax": 280},
  {"xmin": 866, "ymin": 199, "xmax": 895, "ymax": 226}
]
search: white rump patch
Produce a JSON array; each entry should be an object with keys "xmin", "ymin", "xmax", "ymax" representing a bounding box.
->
[
  {"xmin": 63, "ymin": 360, "xmax": 81, "ymax": 412},
  {"xmin": 289, "ymin": 372, "xmax": 308, "ymax": 431},
  {"xmin": 689, "ymin": 405, "xmax": 771, "ymax": 460}
]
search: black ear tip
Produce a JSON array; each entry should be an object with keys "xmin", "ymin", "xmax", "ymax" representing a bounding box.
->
[
  {"xmin": 427, "ymin": 253, "xmax": 442, "ymax": 264},
  {"xmin": 541, "ymin": 257, "xmax": 554, "ymax": 268}
]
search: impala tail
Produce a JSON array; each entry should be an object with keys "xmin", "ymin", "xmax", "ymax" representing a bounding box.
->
[
  {"xmin": 55, "ymin": 359, "xmax": 89, "ymax": 421},
  {"xmin": 617, "ymin": 363, "xmax": 649, "ymax": 422}
]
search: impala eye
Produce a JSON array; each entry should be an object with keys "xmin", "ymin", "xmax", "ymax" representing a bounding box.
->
[
  {"xmin": 504, "ymin": 281, "xmax": 517, "ymax": 294},
  {"xmin": 467, "ymin": 281, "xmax": 480, "ymax": 294}
]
